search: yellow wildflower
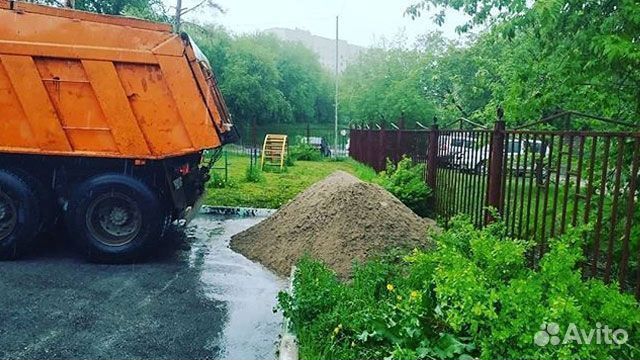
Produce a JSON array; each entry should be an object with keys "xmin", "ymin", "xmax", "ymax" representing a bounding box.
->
[
  {"xmin": 386, "ymin": 283, "xmax": 395, "ymax": 292},
  {"xmin": 410, "ymin": 290, "xmax": 420, "ymax": 300},
  {"xmin": 396, "ymin": 295, "xmax": 403, "ymax": 301}
]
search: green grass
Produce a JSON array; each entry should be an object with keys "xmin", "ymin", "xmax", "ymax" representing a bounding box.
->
[{"xmin": 204, "ymin": 153, "xmax": 377, "ymax": 209}]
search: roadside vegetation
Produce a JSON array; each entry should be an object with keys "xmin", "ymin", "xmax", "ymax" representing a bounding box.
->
[{"xmin": 279, "ymin": 217, "xmax": 640, "ymax": 360}]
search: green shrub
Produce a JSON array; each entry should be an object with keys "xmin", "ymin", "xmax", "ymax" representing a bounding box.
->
[
  {"xmin": 244, "ymin": 164, "xmax": 264, "ymax": 183},
  {"xmin": 207, "ymin": 171, "xmax": 230, "ymax": 189},
  {"xmin": 278, "ymin": 255, "xmax": 471, "ymax": 360},
  {"xmin": 290, "ymin": 144, "xmax": 324, "ymax": 161},
  {"xmin": 285, "ymin": 152, "xmax": 295, "ymax": 167},
  {"xmin": 430, "ymin": 220, "xmax": 640, "ymax": 360},
  {"xmin": 279, "ymin": 218, "xmax": 640, "ymax": 360},
  {"xmin": 377, "ymin": 157, "xmax": 432, "ymax": 217}
]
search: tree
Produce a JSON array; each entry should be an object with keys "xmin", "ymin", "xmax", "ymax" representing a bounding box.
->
[
  {"xmin": 174, "ymin": 0, "xmax": 224, "ymax": 32},
  {"xmin": 189, "ymin": 27, "xmax": 334, "ymax": 129},
  {"xmin": 26, "ymin": 0, "xmax": 155, "ymax": 15},
  {"xmin": 220, "ymin": 35, "xmax": 291, "ymax": 127},
  {"xmin": 24, "ymin": 0, "xmax": 223, "ymax": 27},
  {"xmin": 339, "ymin": 45, "xmax": 437, "ymax": 127},
  {"xmin": 26, "ymin": 0, "xmax": 171, "ymax": 19},
  {"xmin": 407, "ymin": 0, "xmax": 640, "ymax": 127},
  {"xmin": 275, "ymin": 40, "xmax": 333, "ymax": 125}
]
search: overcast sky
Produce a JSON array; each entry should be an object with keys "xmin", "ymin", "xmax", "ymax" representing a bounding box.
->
[{"xmin": 168, "ymin": 0, "xmax": 469, "ymax": 47}]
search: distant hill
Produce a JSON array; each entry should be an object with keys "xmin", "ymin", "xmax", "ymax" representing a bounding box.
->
[{"xmin": 265, "ymin": 27, "xmax": 364, "ymax": 72}]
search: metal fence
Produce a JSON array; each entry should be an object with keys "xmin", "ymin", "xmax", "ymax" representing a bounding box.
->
[
  {"xmin": 232, "ymin": 123, "xmax": 350, "ymax": 157},
  {"xmin": 350, "ymin": 115, "xmax": 640, "ymax": 298}
]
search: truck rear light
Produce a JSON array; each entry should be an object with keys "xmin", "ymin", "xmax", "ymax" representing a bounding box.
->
[{"xmin": 177, "ymin": 163, "xmax": 191, "ymax": 176}]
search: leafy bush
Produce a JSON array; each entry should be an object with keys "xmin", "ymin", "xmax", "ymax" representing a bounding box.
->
[
  {"xmin": 290, "ymin": 144, "xmax": 324, "ymax": 161},
  {"xmin": 244, "ymin": 164, "xmax": 264, "ymax": 183},
  {"xmin": 278, "ymin": 254, "xmax": 472, "ymax": 360},
  {"xmin": 431, "ymin": 219, "xmax": 640, "ymax": 360},
  {"xmin": 207, "ymin": 171, "xmax": 230, "ymax": 189},
  {"xmin": 377, "ymin": 157, "xmax": 432, "ymax": 217},
  {"xmin": 285, "ymin": 153, "xmax": 295, "ymax": 167},
  {"xmin": 279, "ymin": 218, "xmax": 640, "ymax": 360}
]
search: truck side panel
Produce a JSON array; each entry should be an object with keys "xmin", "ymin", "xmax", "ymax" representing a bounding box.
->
[
  {"xmin": 1, "ymin": 55, "xmax": 72, "ymax": 152},
  {"xmin": 0, "ymin": 2, "xmax": 228, "ymax": 160},
  {"xmin": 81, "ymin": 60, "xmax": 152, "ymax": 156}
]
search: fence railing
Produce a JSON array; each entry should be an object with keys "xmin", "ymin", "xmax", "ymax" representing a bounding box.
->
[
  {"xmin": 232, "ymin": 123, "xmax": 350, "ymax": 156},
  {"xmin": 350, "ymin": 118, "xmax": 640, "ymax": 298}
]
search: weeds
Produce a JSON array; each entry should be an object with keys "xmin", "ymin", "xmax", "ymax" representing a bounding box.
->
[
  {"xmin": 377, "ymin": 157, "xmax": 432, "ymax": 217},
  {"xmin": 279, "ymin": 217, "xmax": 640, "ymax": 360},
  {"xmin": 244, "ymin": 164, "xmax": 264, "ymax": 183}
]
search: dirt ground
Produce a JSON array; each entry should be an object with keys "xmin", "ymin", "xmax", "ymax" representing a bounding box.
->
[
  {"xmin": 0, "ymin": 215, "xmax": 284, "ymax": 360},
  {"xmin": 231, "ymin": 171, "xmax": 436, "ymax": 278}
]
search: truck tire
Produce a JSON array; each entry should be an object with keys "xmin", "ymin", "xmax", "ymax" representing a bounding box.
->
[
  {"xmin": 66, "ymin": 174, "xmax": 163, "ymax": 263},
  {"xmin": 22, "ymin": 170, "xmax": 57, "ymax": 234},
  {"xmin": 0, "ymin": 169, "xmax": 43, "ymax": 260}
]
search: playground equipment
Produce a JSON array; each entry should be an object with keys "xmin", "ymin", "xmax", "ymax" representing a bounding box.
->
[{"xmin": 261, "ymin": 134, "xmax": 288, "ymax": 171}]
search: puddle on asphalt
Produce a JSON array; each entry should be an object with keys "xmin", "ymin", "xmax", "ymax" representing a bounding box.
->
[{"xmin": 185, "ymin": 215, "xmax": 286, "ymax": 360}]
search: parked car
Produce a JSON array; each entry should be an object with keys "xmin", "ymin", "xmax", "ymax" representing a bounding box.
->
[
  {"xmin": 438, "ymin": 134, "xmax": 477, "ymax": 167},
  {"xmin": 300, "ymin": 137, "xmax": 332, "ymax": 157},
  {"xmin": 459, "ymin": 139, "xmax": 550, "ymax": 182}
]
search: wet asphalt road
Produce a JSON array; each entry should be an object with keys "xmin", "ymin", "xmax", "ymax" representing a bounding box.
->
[{"xmin": 0, "ymin": 215, "xmax": 285, "ymax": 360}]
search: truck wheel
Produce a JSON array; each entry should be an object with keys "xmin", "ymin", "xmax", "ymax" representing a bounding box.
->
[
  {"xmin": 66, "ymin": 174, "xmax": 163, "ymax": 263},
  {"xmin": 0, "ymin": 169, "xmax": 42, "ymax": 260}
]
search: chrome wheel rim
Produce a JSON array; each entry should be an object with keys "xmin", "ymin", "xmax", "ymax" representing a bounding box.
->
[
  {"xmin": 86, "ymin": 193, "xmax": 142, "ymax": 246},
  {"xmin": 0, "ymin": 190, "xmax": 17, "ymax": 241}
]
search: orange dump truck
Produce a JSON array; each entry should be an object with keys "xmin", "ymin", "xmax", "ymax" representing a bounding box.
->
[{"xmin": 0, "ymin": 1, "xmax": 237, "ymax": 261}]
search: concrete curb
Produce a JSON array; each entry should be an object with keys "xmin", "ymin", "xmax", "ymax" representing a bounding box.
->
[
  {"xmin": 279, "ymin": 266, "xmax": 299, "ymax": 360},
  {"xmin": 200, "ymin": 205, "xmax": 276, "ymax": 217}
]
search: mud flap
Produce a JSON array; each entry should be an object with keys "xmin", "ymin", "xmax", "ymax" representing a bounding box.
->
[{"xmin": 182, "ymin": 193, "xmax": 205, "ymax": 225}]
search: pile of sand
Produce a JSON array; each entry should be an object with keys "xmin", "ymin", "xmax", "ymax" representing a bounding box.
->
[{"xmin": 230, "ymin": 171, "xmax": 436, "ymax": 278}]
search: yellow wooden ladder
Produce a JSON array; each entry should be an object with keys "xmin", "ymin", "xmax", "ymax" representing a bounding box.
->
[{"xmin": 261, "ymin": 134, "xmax": 288, "ymax": 170}]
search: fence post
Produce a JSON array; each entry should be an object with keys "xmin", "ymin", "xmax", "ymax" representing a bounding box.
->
[
  {"xmin": 396, "ymin": 121, "xmax": 403, "ymax": 164},
  {"xmin": 427, "ymin": 122, "xmax": 438, "ymax": 191},
  {"xmin": 379, "ymin": 126, "xmax": 386, "ymax": 171},
  {"xmin": 485, "ymin": 108, "xmax": 506, "ymax": 223},
  {"xmin": 366, "ymin": 126, "xmax": 374, "ymax": 169}
]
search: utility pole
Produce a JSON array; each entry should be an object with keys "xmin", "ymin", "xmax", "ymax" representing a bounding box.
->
[
  {"xmin": 175, "ymin": 0, "xmax": 183, "ymax": 33},
  {"xmin": 334, "ymin": 15, "xmax": 339, "ymax": 158}
]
